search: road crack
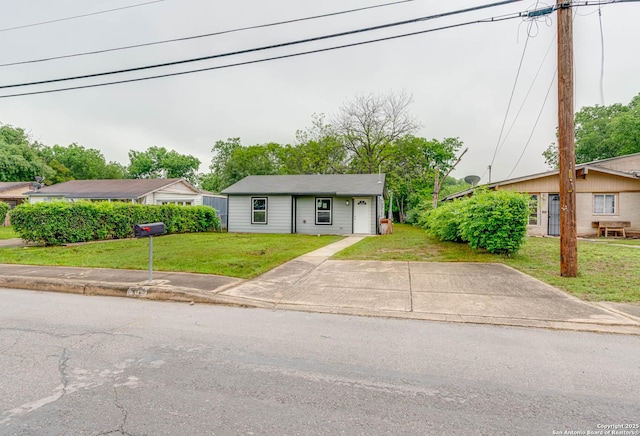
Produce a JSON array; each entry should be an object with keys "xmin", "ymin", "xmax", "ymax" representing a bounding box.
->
[{"xmin": 59, "ymin": 347, "xmax": 70, "ymax": 395}]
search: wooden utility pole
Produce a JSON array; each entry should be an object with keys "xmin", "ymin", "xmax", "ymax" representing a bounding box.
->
[{"xmin": 557, "ymin": 0, "xmax": 578, "ymax": 277}]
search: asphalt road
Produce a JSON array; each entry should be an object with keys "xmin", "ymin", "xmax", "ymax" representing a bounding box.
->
[{"xmin": 1, "ymin": 288, "xmax": 639, "ymax": 436}]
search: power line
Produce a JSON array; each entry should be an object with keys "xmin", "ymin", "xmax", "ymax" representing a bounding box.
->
[
  {"xmin": 0, "ymin": 0, "xmax": 415, "ymax": 68},
  {"xmin": 0, "ymin": 0, "xmax": 165, "ymax": 33},
  {"xmin": 506, "ymin": 71, "xmax": 556, "ymax": 179},
  {"xmin": 488, "ymin": 24, "xmax": 532, "ymax": 171},
  {"xmin": 0, "ymin": 14, "xmax": 524, "ymax": 99},
  {"xmin": 0, "ymin": 0, "xmax": 525, "ymax": 90},
  {"xmin": 598, "ymin": 6, "xmax": 606, "ymax": 105},
  {"xmin": 0, "ymin": 0, "xmax": 634, "ymax": 99}
]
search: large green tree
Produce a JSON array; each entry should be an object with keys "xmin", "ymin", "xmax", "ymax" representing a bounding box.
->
[
  {"xmin": 0, "ymin": 125, "xmax": 53, "ymax": 182},
  {"xmin": 128, "ymin": 146, "xmax": 201, "ymax": 184},
  {"xmin": 203, "ymin": 138, "xmax": 283, "ymax": 192},
  {"xmin": 543, "ymin": 92, "xmax": 640, "ymax": 167},
  {"xmin": 385, "ymin": 136, "xmax": 464, "ymax": 223},
  {"xmin": 281, "ymin": 115, "xmax": 347, "ymax": 175},
  {"xmin": 39, "ymin": 143, "xmax": 125, "ymax": 182}
]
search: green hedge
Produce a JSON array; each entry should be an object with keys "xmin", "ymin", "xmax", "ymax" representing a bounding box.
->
[
  {"xmin": 424, "ymin": 190, "xmax": 529, "ymax": 255},
  {"xmin": 0, "ymin": 202, "xmax": 9, "ymax": 224},
  {"xmin": 423, "ymin": 200, "xmax": 464, "ymax": 242},
  {"xmin": 10, "ymin": 201, "xmax": 220, "ymax": 245}
]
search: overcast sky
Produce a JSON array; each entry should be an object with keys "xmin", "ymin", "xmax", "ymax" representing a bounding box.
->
[{"xmin": 1, "ymin": 0, "xmax": 639, "ymax": 184}]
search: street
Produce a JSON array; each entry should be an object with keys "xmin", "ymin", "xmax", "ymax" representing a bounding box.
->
[{"xmin": 1, "ymin": 288, "xmax": 639, "ymax": 435}]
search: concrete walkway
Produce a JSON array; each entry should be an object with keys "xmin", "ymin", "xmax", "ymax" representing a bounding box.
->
[{"xmin": 1, "ymin": 236, "xmax": 639, "ymax": 335}]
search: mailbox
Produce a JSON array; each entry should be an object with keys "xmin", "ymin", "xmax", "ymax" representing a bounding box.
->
[{"xmin": 133, "ymin": 222, "xmax": 165, "ymax": 238}]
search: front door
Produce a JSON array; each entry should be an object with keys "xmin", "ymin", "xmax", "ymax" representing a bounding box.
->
[
  {"xmin": 353, "ymin": 197, "xmax": 371, "ymax": 234},
  {"xmin": 548, "ymin": 194, "xmax": 560, "ymax": 236}
]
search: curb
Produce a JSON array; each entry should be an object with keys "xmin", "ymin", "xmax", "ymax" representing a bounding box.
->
[{"xmin": 3, "ymin": 276, "xmax": 640, "ymax": 336}]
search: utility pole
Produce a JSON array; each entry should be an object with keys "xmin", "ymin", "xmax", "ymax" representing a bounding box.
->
[{"xmin": 557, "ymin": 0, "xmax": 578, "ymax": 277}]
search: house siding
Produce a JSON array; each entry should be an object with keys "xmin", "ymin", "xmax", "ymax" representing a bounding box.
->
[
  {"xmin": 227, "ymin": 195, "xmax": 292, "ymax": 233},
  {"xmin": 495, "ymin": 171, "xmax": 640, "ymax": 236},
  {"xmin": 499, "ymin": 172, "xmax": 640, "ymax": 193},
  {"xmin": 295, "ymin": 196, "xmax": 354, "ymax": 235}
]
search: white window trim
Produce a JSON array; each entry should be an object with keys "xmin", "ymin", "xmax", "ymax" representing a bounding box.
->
[
  {"xmin": 251, "ymin": 197, "xmax": 268, "ymax": 224},
  {"xmin": 593, "ymin": 193, "xmax": 617, "ymax": 215},
  {"xmin": 315, "ymin": 197, "xmax": 332, "ymax": 225}
]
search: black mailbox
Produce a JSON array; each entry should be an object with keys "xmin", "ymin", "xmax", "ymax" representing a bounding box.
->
[{"xmin": 133, "ymin": 222, "xmax": 165, "ymax": 238}]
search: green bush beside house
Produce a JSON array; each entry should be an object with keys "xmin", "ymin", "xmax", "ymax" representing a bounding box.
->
[
  {"xmin": 10, "ymin": 201, "xmax": 220, "ymax": 245},
  {"xmin": 424, "ymin": 190, "xmax": 529, "ymax": 255}
]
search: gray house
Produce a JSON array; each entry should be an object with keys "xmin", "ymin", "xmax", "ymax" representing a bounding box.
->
[{"xmin": 222, "ymin": 174, "xmax": 386, "ymax": 235}]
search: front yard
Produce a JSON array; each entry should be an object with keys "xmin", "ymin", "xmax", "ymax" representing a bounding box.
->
[
  {"xmin": 333, "ymin": 224, "xmax": 640, "ymax": 303},
  {"xmin": 1, "ymin": 224, "xmax": 638, "ymax": 303},
  {"xmin": 0, "ymin": 226, "xmax": 18, "ymax": 239},
  {"xmin": 0, "ymin": 232, "xmax": 343, "ymax": 279}
]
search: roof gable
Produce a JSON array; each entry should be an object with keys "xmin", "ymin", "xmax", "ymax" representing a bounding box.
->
[
  {"xmin": 221, "ymin": 174, "xmax": 386, "ymax": 196},
  {"xmin": 30, "ymin": 178, "xmax": 199, "ymax": 199}
]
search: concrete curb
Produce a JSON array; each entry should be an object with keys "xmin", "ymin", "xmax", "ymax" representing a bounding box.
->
[
  {"xmin": 4, "ymin": 275, "xmax": 638, "ymax": 336},
  {"xmin": 0, "ymin": 276, "xmax": 246, "ymax": 306}
]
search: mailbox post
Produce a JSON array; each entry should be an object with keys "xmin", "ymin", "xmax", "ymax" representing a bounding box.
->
[{"xmin": 133, "ymin": 222, "xmax": 165, "ymax": 282}]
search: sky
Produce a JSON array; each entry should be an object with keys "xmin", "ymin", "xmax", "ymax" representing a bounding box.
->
[{"xmin": 1, "ymin": 0, "xmax": 639, "ymax": 184}]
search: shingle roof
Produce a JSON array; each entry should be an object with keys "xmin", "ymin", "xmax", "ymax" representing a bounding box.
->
[
  {"xmin": 221, "ymin": 174, "xmax": 386, "ymax": 196},
  {"xmin": 0, "ymin": 182, "xmax": 33, "ymax": 194},
  {"xmin": 29, "ymin": 178, "xmax": 197, "ymax": 199}
]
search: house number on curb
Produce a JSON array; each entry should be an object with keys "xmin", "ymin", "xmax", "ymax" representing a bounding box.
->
[{"xmin": 127, "ymin": 287, "xmax": 148, "ymax": 298}]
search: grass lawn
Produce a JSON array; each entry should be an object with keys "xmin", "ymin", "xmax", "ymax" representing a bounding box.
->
[
  {"xmin": 0, "ymin": 226, "xmax": 18, "ymax": 240},
  {"xmin": 0, "ymin": 232, "xmax": 343, "ymax": 279},
  {"xmin": 333, "ymin": 224, "xmax": 640, "ymax": 303}
]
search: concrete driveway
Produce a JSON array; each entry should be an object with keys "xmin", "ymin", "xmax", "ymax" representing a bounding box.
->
[{"xmin": 220, "ymin": 237, "xmax": 640, "ymax": 334}]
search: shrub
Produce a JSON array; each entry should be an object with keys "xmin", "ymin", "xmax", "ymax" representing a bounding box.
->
[
  {"xmin": 458, "ymin": 190, "xmax": 529, "ymax": 255},
  {"xmin": 423, "ymin": 199, "xmax": 464, "ymax": 242},
  {"xmin": 10, "ymin": 201, "xmax": 220, "ymax": 245},
  {"xmin": 0, "ymin": 201, "xmax": 9, "ymax": 224}
]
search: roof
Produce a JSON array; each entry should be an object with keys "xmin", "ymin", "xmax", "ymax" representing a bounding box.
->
[
  {"xmin": 221, "ymin": 174, "xmax": 386, "ymax": 196},
  {"xmin": 0, "ymin": 181, "xmax": 33, "ymax": 194},
  {"xmin": 445, "ymin": 163, "xmax": 640, "ymax": 200},
  {"xmin": 581, "ymin": 151, "xmax": 640, "ymax": 167},
  {"xmin": 29, "ymin": 178, "xmax": 198, "ymax": 199}
]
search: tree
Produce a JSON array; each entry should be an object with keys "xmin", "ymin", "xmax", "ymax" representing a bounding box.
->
[
  {"xmin": 204, "ymin": 138, "xmax": 283, "ymax": 192},
  {"xmin": 543, "ymin": 92, "xmax": 640, "ymax": 167},
  {"xmin": 0, "ymin": 125, "xmax": 53, "ymax": 182},
  {"xmin": 127, "ymin": 146, "xmax": 201, "ymax": 184},
  {"xmin": 39, "ymin": 143, "xmax": 125, "ymax": 181},
  {"xmin": 385, "ymin": 136, "xmax": 464, "ymax": 223},
  {"xmin": 333, "ymin": 91, "xmax": 419, "ymax": 173},
  {"xmin": 281, "ymin": 115, "xmax": 347, "ymax": 175}
]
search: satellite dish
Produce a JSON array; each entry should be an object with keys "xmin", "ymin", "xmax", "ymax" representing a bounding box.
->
[{"xmin": 464, "ymin": 175, "xmax": 481, "ymax": 186}]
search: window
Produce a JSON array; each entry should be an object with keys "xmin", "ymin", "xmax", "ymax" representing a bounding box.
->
[
  {"xmin": 528, "ymin": 194, "xmax": 539, "ymax": 226},
  {"xmin": 593, "ymin": 194, "xmax": 616, "ymax": 214},
  {"xmin": 252, "ymin": 197, "xmax": 267, "ymax": 224},
  {"xmin": 159, "ymin": 201, "xmax": 192, "ymax": 206},
  {"xmin": 315, "ymin": 197, "xmax": 332, "ymax": 225}
]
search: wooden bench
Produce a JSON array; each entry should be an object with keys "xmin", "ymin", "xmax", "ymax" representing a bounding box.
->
[{"xmin": 593, "ymin": 221, "xmax": 631, "ymax": 237}]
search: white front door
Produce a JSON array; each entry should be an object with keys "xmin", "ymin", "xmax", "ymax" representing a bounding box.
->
[{"xmin": 353, "ymin": 197, "xmax": 371, "ymax": 234}]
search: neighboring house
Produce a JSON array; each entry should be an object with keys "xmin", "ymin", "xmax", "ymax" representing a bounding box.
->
[
  {"xmin": 28, "ymin": 178, "xmax": 203, "ymax": 206},
  {"xmin": 445, "ymin": 153, "xmax": 640, "ymax": 237},
  {"xmin": 221, "ymin": 174, "xmax": 386, "ymax": 235},
  {"xmin": 0, "ymin": 181, "xmax": 34, "ymax": 225}
]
